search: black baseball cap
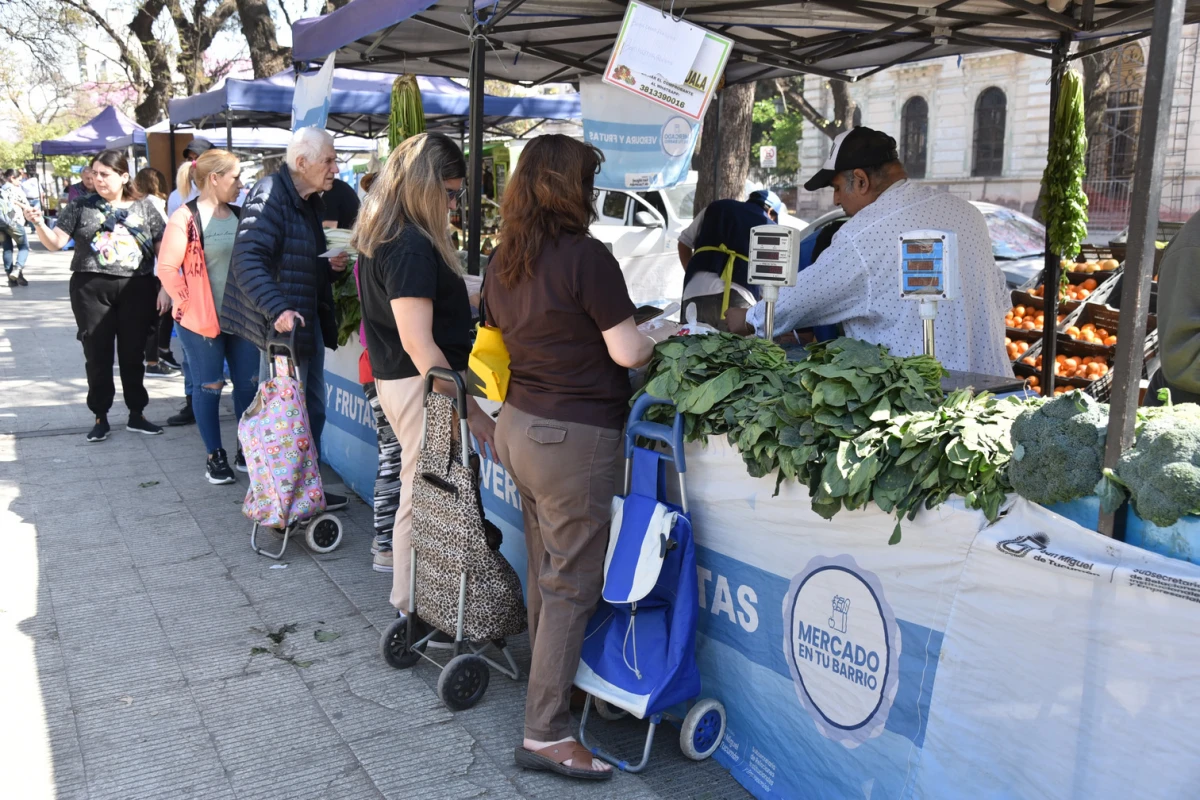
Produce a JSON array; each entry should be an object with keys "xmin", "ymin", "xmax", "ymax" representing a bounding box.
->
[
  {"xmin": 804, "ymin": 126, "xmax": 899, "ymax": 191},
  {"xmin": 184, "ymin": 137, "xmax": 214, "ymax": 158}
]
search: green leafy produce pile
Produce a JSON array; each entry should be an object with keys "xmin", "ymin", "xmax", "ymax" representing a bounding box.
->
[
  {"xmin": 1042, "ymin": 68, "xmax": 1089, "ymax": 259},
  {"xmin": 388, "ymin": 74, "xmax": 426, "ymax": 151},
  {"xmin": 334, "ymin": 272, "xmax": 361, "ymax": 347},
  {"xmin": 637, "ymin": 335, "xmax": 1024, "ymax": 540}
]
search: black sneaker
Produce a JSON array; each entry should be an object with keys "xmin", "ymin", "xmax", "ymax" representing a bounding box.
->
[
  {"xmin": 206, "ymin": 448, "xmax": 236, "ymax": 485},
  {"xmin": 235, "ymin": 447, "xmax": 248, "ymax": 473},
  {"xmin": 86, "ymin": 417, "xmax": 110, "ymax": 442},
  {"xmin": 144, "ymin": 362, "xmax": 177, "ymax": 377},
  {"xmin": 167, "ymin": 397, "xmax": 195, "ymax": 426},
  {"xmin": 126, "ymin": 414, "xmax": 164, "ymax": 435},
  {"xmin": 324, "ymin": 491, "xmax": 349, "ymax": 511},
  {"xmin": 15, "ymin": 272, "xmax": 27, "ymax": 286},
  {"xmin": 158, "ymin": 350, "xmax": 181, "ymax": 371}
]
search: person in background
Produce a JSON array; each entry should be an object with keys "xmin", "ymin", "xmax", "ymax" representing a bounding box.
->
[
  {"xmin": 158, "ymin": 149, "xmax": 256, "ymax": 484},
  {"xmin": 220, "ymin": 127, "xmax": 349, "ymax": 509},
  {"xmin": 21, "ymin": 171, "xmax": 41, "ymax": 230},
  {"xmin": 67, "ymin": 167, "xmax": 95, "ymax": 203},
  {"xmin": 726, "ymin": 126, "xmax": 1011, "ymax": 377},
  {"xmin": 166, "ymin": 138, "xmax": 213, "ymax": 217},
  {"xmin": 675, "ymin": 189, "xmax": 782, "ymax": 329},
  {"xmin": 25, "ymin": 149, "xmax": 166, "ymax": 442},
  {"xmin": 486, "ymin": 135, "xmax": 657, "ymax": 781},
  {"xmin": 1, "ymin": 170, "xmax": 31, "ymax": 287},
  {"xmin": 135, "ymin": 167, "xmax": 179, "ymax": 377},
  {"xmin": 1151, "ymin": 209, "xmax": 1200, "ymax": 404},
  {"xmin": 321, "ymin": 176, "xmax": 360, "ymax": 230},
  {"xmin": 354, "ymin": 133, "xmax": 496, "ymax": 610}
]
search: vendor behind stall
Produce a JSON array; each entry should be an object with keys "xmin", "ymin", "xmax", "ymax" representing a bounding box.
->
[
  {"xmin": 676, "ymin": 189, "xmax": 782, "ymax": 329},
  {"xmin": 727, "ymin": 127, "xmax": 1010, "ymax": 377}
]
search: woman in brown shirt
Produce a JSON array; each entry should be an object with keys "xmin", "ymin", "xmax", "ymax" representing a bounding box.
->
[{"xmin": 487, "ymin": 135, "xmax": 655, "ymax": 780}]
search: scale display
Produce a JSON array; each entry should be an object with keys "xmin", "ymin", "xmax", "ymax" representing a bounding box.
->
[
  {"xmin": 898, "ymin": 232, "xmax": 956, "ymax": 300},
  {"xmin": 748, "ymin": 225, "xmax": 799, "ymax": 286}
]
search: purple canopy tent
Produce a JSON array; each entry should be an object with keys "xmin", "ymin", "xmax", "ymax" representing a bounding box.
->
[{"xmin": 35, "ymin": 106, "xmax": 147, "ymax": 156}]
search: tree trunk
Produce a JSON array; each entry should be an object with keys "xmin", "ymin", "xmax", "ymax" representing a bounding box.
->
[
  {"xmin": 168, "ymin": 0, "xmax": 239, "ymax": 96},
  {"xmin": 236, "ymin": 0, "xmax": 290, "ymax": 78},
  {"xmin": 693, "ymin": 82, "xmax": 755, "ymax": 211},
  {"xmin": 129, "ymin": 0, "xmax": 172, "ymax": 127}
]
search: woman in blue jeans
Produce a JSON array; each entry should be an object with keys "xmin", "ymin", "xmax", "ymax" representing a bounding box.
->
[{"xmin": 157, "ymin": 149, "xmax": 258, "ymax": 484}]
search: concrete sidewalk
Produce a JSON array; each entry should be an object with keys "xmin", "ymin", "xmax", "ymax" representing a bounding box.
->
[{"xmin": 0, "ymin": 246, "xmax": 750, "ymax": 800}]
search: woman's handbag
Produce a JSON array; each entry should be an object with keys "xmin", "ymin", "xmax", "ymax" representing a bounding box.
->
[{"xmin": 466, "ymin": 274, "xmax": 510, "ymax": 402}]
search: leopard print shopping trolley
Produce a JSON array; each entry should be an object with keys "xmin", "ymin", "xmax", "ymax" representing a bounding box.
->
[{"xmin": 379, "ymin": 368, "xmax": 526, "ymax": 711}]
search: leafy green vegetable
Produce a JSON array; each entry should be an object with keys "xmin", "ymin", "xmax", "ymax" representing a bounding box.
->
[
  {"xmin": 334, "ymin": 269, "xmax": 361, "ymax": 347},
  {"xmin": 633, "ymin": 335, "xmax": 1039, "ymax": 541},
  {"xmin": 1042, "ymin": 69, "xmax": 1089, "ymax": 259}
]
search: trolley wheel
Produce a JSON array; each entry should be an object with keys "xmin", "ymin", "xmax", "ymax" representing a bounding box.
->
[
  {"xmin": 680, "ymin": 698, "xmax": 726, "ymax": 761},
  {"xmin": 437, "ymin": 654, "xmax": 490, "ymax": 711},
  {"xmin": 594, "ymin": 697, "xmax": 629, "ymax": 721},
  {"xmin": 304, "ymin": 513, "xmax": 342, "ymax": 553},
  {"xmin": 380, "ymin": 616, "xmax": 425, "ymax": 669}
]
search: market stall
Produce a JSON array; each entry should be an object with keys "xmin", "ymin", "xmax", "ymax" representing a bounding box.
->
[
  {"xmin": 285, "ymin": 1, "xmax": 1200, "ymax": 797},
  {"xmin": 35, "ymin": 105, "xmax": 146, "ymax": 156}
]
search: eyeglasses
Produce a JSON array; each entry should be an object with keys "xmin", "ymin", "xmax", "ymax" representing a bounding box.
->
[{"xmin": 446, "ymin": 186, "xmax": 466, "ymax": 203}]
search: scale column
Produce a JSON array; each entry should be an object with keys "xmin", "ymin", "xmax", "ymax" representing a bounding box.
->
[{"xmin": 919, "ymin": 300, "xmax": 938, "ymax": 358}]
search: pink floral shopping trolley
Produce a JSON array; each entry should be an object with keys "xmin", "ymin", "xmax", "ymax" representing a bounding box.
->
[{"xmin": 239, "ymin": 330, "xmax": 343, "ymax": 559}]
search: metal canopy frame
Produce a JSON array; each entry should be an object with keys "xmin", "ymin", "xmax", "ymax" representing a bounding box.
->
[{"xmin": 292, "ymin": 0, "xmax": 1197, "ymax": 537}]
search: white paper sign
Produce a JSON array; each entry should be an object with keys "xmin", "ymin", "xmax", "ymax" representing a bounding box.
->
[
  {"xmin": 603, "ymin": 0, "xmax": 733, "ymax": 122},
  {"xmin": 760, "ymin": 145, "xmax": 777, "ymax": 169},
  {"xmin": 614, "ymin": 1, "xmax": 706, "ymax": 84}
]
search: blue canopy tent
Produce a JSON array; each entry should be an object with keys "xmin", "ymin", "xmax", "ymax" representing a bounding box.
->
[
  {"xmin": 107, "ymin": 121, "xmax": 378, "ymax": 153},
  {"xmin": 35, "ymin": 106, "xmax": 147, "ymax": 156},
  {"xmin": 167, "ymin": 66, "xmax": 580, "ymax": 139}
]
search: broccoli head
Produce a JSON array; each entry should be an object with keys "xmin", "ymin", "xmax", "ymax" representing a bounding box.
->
[
  {"xmin": 1008, "ymin": 392, "xmax": 1109, "ymax": 505},
  {"xmin": 1113, "ymin": 406, "xmax": 1200, "ymax": 527}
]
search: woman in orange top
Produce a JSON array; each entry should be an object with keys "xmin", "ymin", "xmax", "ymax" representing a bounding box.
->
[{"xmin": 157, "ymin": 149, "xmax": 257, "ymax": 485}]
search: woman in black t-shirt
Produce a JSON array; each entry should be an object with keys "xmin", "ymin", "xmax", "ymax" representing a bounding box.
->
[
  {"xmin": 26, "ymin": 149, "xmax": 166, "ymax": 443},
  {"xmin": 487, "ymin": 135, "xmax": 655, "ymax": 781},
  {"xmin": 353, "ymin": 132, "xmax": 496, "ymax": 605}
]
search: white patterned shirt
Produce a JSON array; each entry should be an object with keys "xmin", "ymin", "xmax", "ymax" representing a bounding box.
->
[{"xmin": 747, "ymin": 180, "xmax": 1011, "ymax": 377}]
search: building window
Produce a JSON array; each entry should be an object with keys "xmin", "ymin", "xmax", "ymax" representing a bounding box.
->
[
  {"xmin": 900, "ymin": 96, "xmax": 928, "ymax": 179},
  {"xmin": 972, "ymin": 87, "xmax": 1006, "ymax": 177},
  {"xmin": 852, "ymin": 105, "xmax": 863, "ymax": 128}
]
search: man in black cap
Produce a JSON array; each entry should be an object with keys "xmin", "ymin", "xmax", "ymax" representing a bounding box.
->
[{"xmin": 727, "ymin": 126, "xmax": 1011, "ymax": 376}]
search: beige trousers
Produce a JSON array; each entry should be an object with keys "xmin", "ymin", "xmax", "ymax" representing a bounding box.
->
[{"xmin": 374, "ymin": 374, "xmax": 426, "ymax": 612}]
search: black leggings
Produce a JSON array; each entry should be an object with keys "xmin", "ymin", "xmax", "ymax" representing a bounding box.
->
[
  {"xmin": 69, "ymin": 271, "xmax": 158, "ymax": 417},
  {"xmin": 145, "ymin": 308, "xmax": 174, "ymax": 361}
]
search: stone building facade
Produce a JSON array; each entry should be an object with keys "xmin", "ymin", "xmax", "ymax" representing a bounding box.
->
[{"xmin": 792, "ymin": 25, "xmax": 1200, "ymax": 237}]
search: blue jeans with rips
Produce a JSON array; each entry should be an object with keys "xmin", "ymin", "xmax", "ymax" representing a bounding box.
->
[{"xmin": 177, "ymin": 325, "xmax": 260, "ymax": 455}]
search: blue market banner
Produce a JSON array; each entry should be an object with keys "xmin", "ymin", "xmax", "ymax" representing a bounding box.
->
[{"xmin": 582, "ymin": 77, "xmax": 699, "ymax": 192}]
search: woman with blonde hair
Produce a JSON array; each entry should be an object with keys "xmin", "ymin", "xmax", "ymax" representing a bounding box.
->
[
  {"xmin": 157, "ymin": 149, "xmax": 255, "ymax": 484},
  {"xmin": 486, "ymin": 134, "xmax": 656, "ymax": 780},
  {"xmin": 354, "ymin": 132, "xmax": 496, "ymax": 606}
]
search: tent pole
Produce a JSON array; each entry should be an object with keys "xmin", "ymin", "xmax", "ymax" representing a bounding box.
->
[
  {"xmin": 225, "ymin": 109, "xmax": 233, "ymax": 150},
  {"xmin": 169, "ymin": 123, "xmax": 177, "ymax": 193},
  {"xmin": 1098, "ymin": 0, "xmax": 1187, "ymax": 539},
  {"xmin": 1039, "ymin": 38, "xmax": 1068, "ymax": 397},
  {"xmin": 466, "ymin": 20, "xmax": 487, "ymax": 276},
  {"xmin": 711, "ymin": 91, "xmax": 723, "ymax": 202}
]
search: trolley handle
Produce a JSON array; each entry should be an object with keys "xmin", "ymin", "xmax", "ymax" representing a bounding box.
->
[
  {"xmin": 423, "ymin": 367, "xmax": 469, "ymax": 416},
  {"xmin": 627, "ymin": 394, "xmax": 686, "ymax": 474},
  {"xmin": 422, "ymin": 367, "xmax": 472, "ymax": 469},
  {"xmin": 266, "ymin": 327, "xmax": 299, "ymax": 379}
]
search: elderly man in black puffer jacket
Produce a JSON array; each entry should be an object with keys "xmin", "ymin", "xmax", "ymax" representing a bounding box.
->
[{"xmin": 221, "ymin": 126, "xmax": 350, "ymax": 510}]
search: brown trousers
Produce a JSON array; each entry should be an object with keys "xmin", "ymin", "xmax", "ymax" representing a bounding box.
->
[{"xmin": 494, "ymin": 404, "xmax": 623, "ymax": 742}]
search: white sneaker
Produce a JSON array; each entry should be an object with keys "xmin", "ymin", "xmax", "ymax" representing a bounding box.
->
[{"xmin": 373, "ymin": 547, "xmax": 394, "ymax": 573}]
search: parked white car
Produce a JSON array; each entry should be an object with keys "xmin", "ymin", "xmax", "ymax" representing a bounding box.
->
[{"xmin": 590, "ymin": 173, "xmax": 801, "ymax": 306}]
